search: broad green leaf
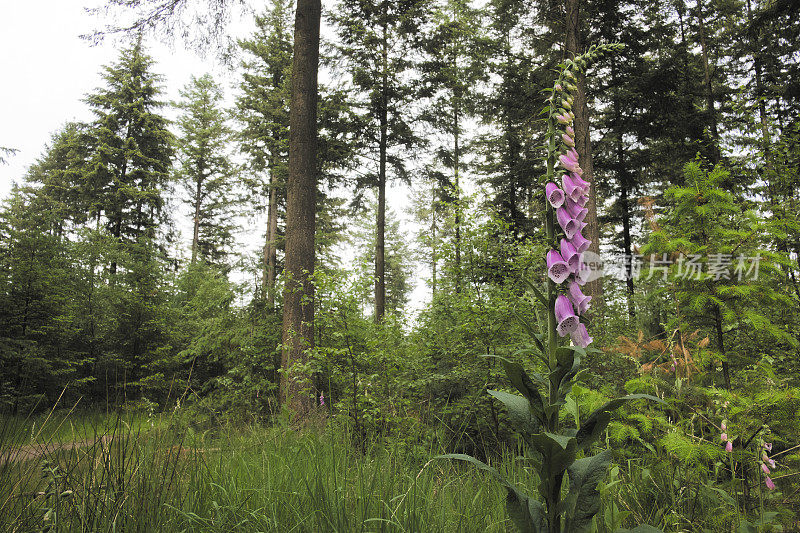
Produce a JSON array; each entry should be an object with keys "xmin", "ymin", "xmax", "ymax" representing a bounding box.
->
[
  {"xmin": 561, "ymin": 450, "xmax": 612, "ymax": 533},
  {"xmin": 506, "ymin": 490, "xmax": 547, "ymax": 533},
  {"xmin": 502, "ymin": 360, "xmax": 546, "ymax": 414},
  {"xmin": 488, "ymin": 390, "xmax": 542, "ymax": 433},
  {"xmin": 528, "ymin": 432, "xmax": 577, "ymax": 480}
]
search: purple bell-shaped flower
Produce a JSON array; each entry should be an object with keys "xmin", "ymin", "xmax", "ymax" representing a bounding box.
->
[
  {"xmin": 555, "ymin": 295, "xmax": 579, "ymax": 337},
  {"xmin": 546, "ymin": 250, "xmax": 571, "ymax": 284}
]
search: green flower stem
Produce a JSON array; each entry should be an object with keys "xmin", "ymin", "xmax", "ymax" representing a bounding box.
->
[{"xmin": 544, "ymin": 77, "xmax": 562, "ymax": 533}]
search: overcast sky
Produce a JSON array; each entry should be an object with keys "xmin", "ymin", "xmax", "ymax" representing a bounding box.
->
[{"xmin": 0, "ymin": 1, "xmax": 247, "ymax": 197}]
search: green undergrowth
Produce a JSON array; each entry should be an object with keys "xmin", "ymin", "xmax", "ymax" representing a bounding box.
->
[{"xmin": 0, "ymin": 410, "xmax": 522, "ymax": 532}]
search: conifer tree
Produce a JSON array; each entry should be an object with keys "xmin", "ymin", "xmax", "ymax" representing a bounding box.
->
[
  {"xmin": 418, "ymin": 0, "xmax": 489, "ymax": 291},
  {"xmin": 0, "ymin": 187, "xmax": 79, "ymax": 411},
  {"xmin": 236, "ymin": 0, "xmax": 293, "ymax": 307},
  {"xmin": 83, "ymin": 38, "xmax": 174, "ymax": 274},
  {"xmin": 476, "ymin": 0, "xmax": 545, "ymax": 238},
  {"xmin": 175, "ymin": 73, "xmax": 235, "ymax": 267},
  {"xmin": 24, "ymin": 122, "xmax": 94, "ymax": 236},
  {"xmin": 331, "ymin": 0, "xmax": 428, "ymax": 321},
  {"xmin": 642, "ymin": 161, "xmax": 796, "ymax": 390},
  {"xmin": 80, "ymin": 39, "xmax": 176, "ymax": 400}
]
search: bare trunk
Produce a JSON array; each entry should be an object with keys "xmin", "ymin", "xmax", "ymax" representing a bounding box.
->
[
  {"xmin": 280, "ymin": 0, "xmax": 321, "ymax": 416},
  {"xmin": 565, "ymin": 0, "xmax": 603, "ymax": 312}
]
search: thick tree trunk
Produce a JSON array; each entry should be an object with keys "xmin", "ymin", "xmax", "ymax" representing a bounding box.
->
[
  {"xmin": 565, "ymin": 0, "xmax": 603, "ymax": 312},
  {"xmin": 375, "ymin": 23, "xmax": 388, "ymax": 322},
  {"xmin": 280, "ymin": 0, "xmax": 321, "ymax": 416}
]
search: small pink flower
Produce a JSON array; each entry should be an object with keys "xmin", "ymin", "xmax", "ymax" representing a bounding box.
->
[
  {"xmin": 765, "ymin": 477, "xmax": 775, "ymax": 490},
  {"xmin": 764, "ymin": 442, "xmax": 772, "ymax": 451},
  {"xmin": 720, "ymin": 422, "xmax": 726, "ymax": 431},
  {"xmin": 725, "ymin": 441, "xmax": 733, "ymax": 452},
  {"xmin": 320, "ymin": 392, "xmax": 325, "ymax": 406},
  {"xmin": 761, "ymin": 463, "xmax": 770, "ymax": 474},
  {"xmin": 721, "ymin": 433, "xmax": 728, "ymax": 441}
]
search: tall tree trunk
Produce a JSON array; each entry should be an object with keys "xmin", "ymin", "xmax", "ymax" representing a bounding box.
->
[
  {"xmin": 453, "ymin": 98, "xmax": 462, "ymax": 293},
  {"xmin": 431, "ymin": 198, "xmax": 438, "ymax": 297},
  {"xmin": 280, "ymin": 0, "xmax": 321, "ymax": 416},
  {"xmin": 191, "ymin": 175, "xmax": 202, "ymax": 264},
  {"xmin": 375, "ymin": 22, "xmax": 389, "ymax": 322},
  {"xmin": 265, "ymin": 163, "xmax": 279, "ymax": 309},
  {"xmin": 713, "ymin": 303, "xmax": 731, "ymax": 389},
  {"xmin": 696, "ymin": 0, "xmax": 720, "ymax": 163},
  {"xmin": 745, "ymin": 0, "xmax": 800, "ymax": 299},
  {"xmin": 565, "ymin": 0, "xmax": 603, "ymax": 312},
  {"xmin": 612, "ymin": 59, "xmax": 635, "ymax": 318}
]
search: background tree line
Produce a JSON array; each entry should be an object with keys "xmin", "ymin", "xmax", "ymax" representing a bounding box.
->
[{"xmin": 1, "ymin": 0, "xmax": 798, "ymax": 443}]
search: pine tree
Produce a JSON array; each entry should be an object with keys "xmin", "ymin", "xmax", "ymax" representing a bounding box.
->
[
  {"xmin": 24, "ymin": 122, "xmax": 94, "ymax": 235},
  {"xmin": 236, "ymin": 0, "xmax": 293, "ymax": 307},
  {"xmin": 642, "ymin": 161, "xmax": 796, "ymax": 390},
  {"xmin": 83, "ymin": 38, "xmax": 174, "ymax": 274},
  {"xmin": 331, "ymin": 0, "xmax": 429, "ymax": 321},
  {"xmin": 175, "ymin": 73, "xmax": 236, "ymax": 267},
  {"xmin": 79, "ymin": 39, "xmax": 176, "ymax": 401},
  {"xmin": 476, "ymin": 0, "xmax": 547, "ymax": 238},
  {"xmin": 418, "ymin": 0, "xmax": 490, "ymax": 292},
  {"xmin": 0, "ymin": 186, "xmax": 86, "ymax": 411}
]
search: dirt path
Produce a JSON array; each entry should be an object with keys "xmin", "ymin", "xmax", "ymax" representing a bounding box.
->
[{"xmin": 0, "ymin": 435, "xmax": 114, "ymax": 466}]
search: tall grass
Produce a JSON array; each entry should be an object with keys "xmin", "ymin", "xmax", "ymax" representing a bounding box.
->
[{"xmin": 0, "ymin": 406, "xmax": 527, "ymax": 532}]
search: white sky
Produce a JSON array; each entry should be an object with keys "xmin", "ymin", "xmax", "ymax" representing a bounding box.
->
[
  {"xmin": 0, "ymin": 1, "xmax": 241, "ymax": 195},
  {"xmin": 0, "ymin": 0, "xmax": 432, "ymax": 314}
]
